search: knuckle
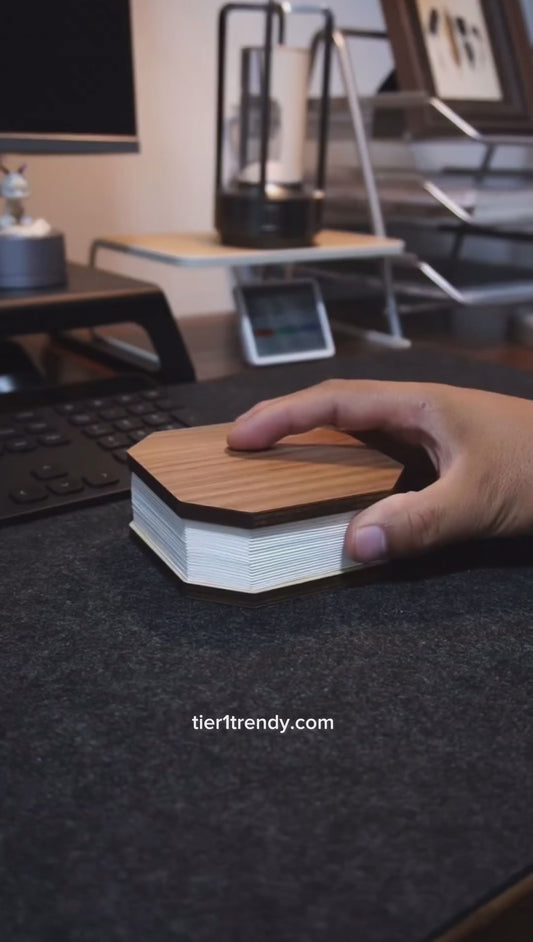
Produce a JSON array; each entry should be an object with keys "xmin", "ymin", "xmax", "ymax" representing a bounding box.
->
[
  {"xmin": 317, "ymin": 378, "xmax": 347, "ymax": 393},
  {"xmin": 407, "ymin": 392, "xmax": 437, "ymax": 426},
  {"xmin": 405, "ymin": 501, "xmax": 442, "ymax": 549}
]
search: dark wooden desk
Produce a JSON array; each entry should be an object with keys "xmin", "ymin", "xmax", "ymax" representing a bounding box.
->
[
  {"xmin": 16, "ymin": 305, "xmax": 533, "ymax": 392},
  {"xmin": 20, "ymin": 309, "xmax": 390, "ymax": 384}
]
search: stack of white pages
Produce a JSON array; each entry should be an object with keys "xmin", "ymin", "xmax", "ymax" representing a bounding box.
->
[{"xmin": 128, "ymin": 423, "xmax": 401, "ymax": 596}]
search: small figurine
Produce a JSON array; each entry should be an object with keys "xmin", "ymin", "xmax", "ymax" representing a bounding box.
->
[{"xmin": 0, "ymin": 163, "xmax": 31, "ymax": 229}]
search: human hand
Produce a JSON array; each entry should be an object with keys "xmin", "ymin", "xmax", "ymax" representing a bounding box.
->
[{"xmin": 227, "ymin": 380, "xmax": 533, "ymax": 563}]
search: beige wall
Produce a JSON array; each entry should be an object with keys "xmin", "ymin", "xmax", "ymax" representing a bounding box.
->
[
  {"xmin": 12, "ymin": 0, "xmax": 389, "ymax": 317},
  {"xmin": 8, "ymin": 0, "xmax": 533, "ymax": 313}
]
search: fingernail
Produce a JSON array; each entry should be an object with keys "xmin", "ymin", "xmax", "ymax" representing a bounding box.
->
[{"xmin": 351, "ymin": 525, "xmax": 388, "ymax": 563}]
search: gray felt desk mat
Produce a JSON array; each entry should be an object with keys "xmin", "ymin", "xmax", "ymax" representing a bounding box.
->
[{"xmin": 2, "ymin": 348, "xmax": 533, "ymax": 942}]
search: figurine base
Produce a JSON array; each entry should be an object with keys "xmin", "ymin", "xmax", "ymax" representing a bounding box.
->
[{"xmin": 0, "ymin": 230, "xmax": 67, "ymax": 289}]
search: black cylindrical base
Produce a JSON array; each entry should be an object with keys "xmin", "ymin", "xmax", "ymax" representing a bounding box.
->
[
  {"xmin": 0, "ymin": 230, "xmax": 67, "ymax": 289},
  {"xmin": 215, "ymin": 188, "xmax": 323, "ymax": 249}
]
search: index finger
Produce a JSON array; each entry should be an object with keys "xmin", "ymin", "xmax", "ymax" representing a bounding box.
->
[{"xmin": 227, "ymin": 379, "xmax": 440, "ymax": 450}]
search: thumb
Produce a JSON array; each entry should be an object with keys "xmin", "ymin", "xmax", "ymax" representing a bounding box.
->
[{"xmin": 344, "ymin": 475, "xmax": 474, "ymax": 562}]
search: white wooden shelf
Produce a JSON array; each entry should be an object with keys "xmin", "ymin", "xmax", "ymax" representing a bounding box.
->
[{"xmin": 90, "ymin": 229, "xmax": 404, "ymax": 270}]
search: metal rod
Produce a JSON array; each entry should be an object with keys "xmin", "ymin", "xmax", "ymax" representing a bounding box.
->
[
  {"xmin": 380, "ymin": 257, "xmax": 403, "ymax": 337},
  {"xmin": 417, "ymin": 259, "xmax": 533, "ymax": 306},
  {"xmin": 337, "ymin": 27, "xmax": 387, "ymax": 39},
  {"xmin": 311, "ymin": 26, "xmax": 387, "ymax": 61},
  {"xmin": 422, "ymin": 181, "xmax": 472, "ymax": 223},
  {"xmin": 239, "ymin": 50, "xmax": 251, "ymax": 171},
  {"xmin": 316, "ymin": 10, "xmax": 334, "ymax": 190},
  {"xmin": 474, "ymin": 143, "xmax": 495, "ymax": 185},
  {"xmin": 259, "ymin": 3, "xmax": 275, "ymax": 194},
  {"xmin": 215, "ymin": 6, "xmax": 229, "ymax": 191},
  {"xmin": 417, "ymin": 261, "xmax": 464, "ymax": 303},
  {"xmin": 428, "ymin": 98, "xmax": 481, "ymax": 140},
  {"xmin": 331, "ymin": 29, "xmax": 387, "ymax": 238}
]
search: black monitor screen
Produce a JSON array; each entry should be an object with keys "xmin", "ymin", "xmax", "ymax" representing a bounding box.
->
[{"xmin": 0, "ymin": 0, "xmax": 138, "ymax": 153}]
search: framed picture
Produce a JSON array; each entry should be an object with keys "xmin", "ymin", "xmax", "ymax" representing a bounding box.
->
[{"xmin": 381, "ymin": 0, "xmax": 533, "ymax": 136}]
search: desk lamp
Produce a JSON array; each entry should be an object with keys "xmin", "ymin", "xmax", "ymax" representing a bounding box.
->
[{"xmin": 215, "ymin": 1, "xmax": 334, "ymax": 248}]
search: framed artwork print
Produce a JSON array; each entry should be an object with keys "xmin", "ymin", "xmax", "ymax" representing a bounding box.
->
[{"xmin": 381, "ymin": 0, "xmax": 533, "ymax": 136}]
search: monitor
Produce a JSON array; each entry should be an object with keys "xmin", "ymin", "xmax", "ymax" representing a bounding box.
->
[{"xmin": 0, "ymin": 0, "xmax": 138, "ymax": 154}]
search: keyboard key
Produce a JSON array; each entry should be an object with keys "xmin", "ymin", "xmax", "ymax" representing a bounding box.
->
[
  {"xmin": 115, "ymin": 393, "xmax": 139, "ymax": 405},
  {"xmin": 69, "ymin": 412, "xmax": 96, "ymax": 426},
  {"xmin": 7, "ymin": 437, "xmax": 37, "ymax": 453},
  {"xmin": 83, "ymin": 470, "xmax": 120, "ymax": 488},
  {"xmin": 0, "ymin": 426, "xmax": 17, "ymax": 441},
  {"xmin": 114, "ymin": 417, "xmax": 144, "ymax": 432},
  {"xmin": 10, "ymin": 484, "xmax": 48, "ymax": 504},
  {"xmin": 99, "ymin": 406, "xmax": 127, "ymax": 421},
  {"xmin": 83, "ymin": 423, "xmax": 113, "ymax": 438},
  {"xmin": 55, "ymin": 402, "xmax": 80, "ymax": 415},
  {"xmin": 38, "ymin": 432, "xmax": 70, "ymax": 447},
  {"xmin": 97, "ymin": 433, "xmax": 130, "ymax": 451},
  {"xmin": 155, "ymin": 398, "xmax": 174, "ymax": 411},
  {"xmin": 113, "ymin": 449, "xmax": 130, "ymax": 464},
  {"xmin": 32, "ymin": 462, "xmax": 68, "ymax": 481},
  {"xmin": 14, "ymin": 410, "xmax": 38, "ymax": 421},
  {"xmin": 128, "ymin": 402, "xmax": 152, "ymax": 416},
  {"xmin": 144, "ymin": 412, "xmax": 171, "ymax": 427},
  {"xmin": 26, "ymin": 420, "xmax": 52, "ymax": 434},
  {"xmin": 85, "ymin": 397, "xmax": 107, "ymax": 409},
  {"xmin": 142, "ymin": 389, "xmax": 164, "ymax": 400},
  {"xmin": 48, "ymin": 477, "xmax": 85, "ymax": 496},
  {"xmin": 128, "ymin": 429, "xmax": 151, "ymax": 443}
]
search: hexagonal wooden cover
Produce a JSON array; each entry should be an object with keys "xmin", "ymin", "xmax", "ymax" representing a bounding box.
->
[{"xmin": 128, "ymin": 423, "xmax": 402, "ymax": 529}]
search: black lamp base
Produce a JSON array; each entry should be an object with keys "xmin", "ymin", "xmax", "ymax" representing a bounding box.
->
[{"xmin": 215, "ymin": 187, "xmax": 323, "ymax": 249}]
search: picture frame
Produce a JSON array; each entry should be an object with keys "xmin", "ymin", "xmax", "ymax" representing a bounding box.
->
[{"xmin": 380, "ymin": 0, "xmax": 533, "ymax": 136}]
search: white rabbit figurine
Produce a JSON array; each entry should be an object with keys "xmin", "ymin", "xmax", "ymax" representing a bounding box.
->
[{"xmin": 0, "ymin": 163, "xmax": 31, "ymax": 229}]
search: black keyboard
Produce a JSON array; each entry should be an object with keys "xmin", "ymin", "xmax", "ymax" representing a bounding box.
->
[{"xmin": 0, "ymin": 376, "xmax": 194, "ymax": 525}]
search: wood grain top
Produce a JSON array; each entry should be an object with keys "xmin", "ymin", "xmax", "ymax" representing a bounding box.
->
[
  {"xmin": 128, "ymin": 423, "xmax": 402, "ymax": 528},
  {"xmin": 93, "ymin": 229, "xmax": 404, "ymax": 269}
]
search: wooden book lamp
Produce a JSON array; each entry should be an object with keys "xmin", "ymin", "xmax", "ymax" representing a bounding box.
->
[{"xmin": 128, "ymin": 424, "xmax": 402, "ymax": 599}]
